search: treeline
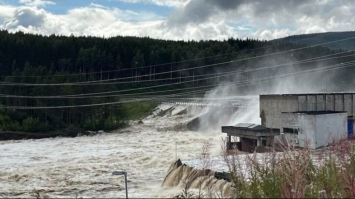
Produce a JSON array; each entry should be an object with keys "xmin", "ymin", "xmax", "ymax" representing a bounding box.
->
[
  {"xmin": 272, "ymin": 31, "xmax": 355, "ymax": 50},
  {"xmin": 0, "ymin": 30, "xmax": 354, "ymax": 134}
]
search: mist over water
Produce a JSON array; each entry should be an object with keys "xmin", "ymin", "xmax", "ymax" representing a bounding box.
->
[
  {"xmin": 195, "ymin": 84, "xmax": 260, "ymax": 132},
  {"xmin": 196, "ymin": 55, "xmax": 354, "ymax": 131}
]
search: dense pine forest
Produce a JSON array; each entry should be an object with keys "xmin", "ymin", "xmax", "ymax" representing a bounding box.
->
[{"xmin": 0, "ymin": 30, "xmax": 354, "ymax": 136}]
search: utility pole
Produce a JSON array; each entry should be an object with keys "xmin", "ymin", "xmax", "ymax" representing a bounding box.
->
[
  {"xmin": 326, "ymin": 73, "xmax": 328, "ymax": 93},
  {"xmin": 153, "ymin": 67, "xmax": 155, "ymax": 80},
  {"xmin": 179, "ymin": 72, "xmax": 181, "ymax": 84},
  {"xmin": 135, "ymin": 62, "xmax": 138, "ymax": 83},
  {"xmin": 193, "ymin": 70, "xmax": 195, "ymax": 85},
  {"xmin": 170, "ymin": 64, "xmax": 173, "ymax": 83},
  {"xmin": 150, "ymin": 66, "xmax": 152, "ymax": 80},
  {"xmin": 100, "ymin": 65, "xmax": 103, "ymax": 81}
]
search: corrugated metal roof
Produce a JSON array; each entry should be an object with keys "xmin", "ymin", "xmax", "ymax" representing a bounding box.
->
[
  {"xmin": 233, "ymin": 123, "xmax": 267, "ymax": 131},
  {"xmin": 234, "ymin": 123, "xmax": 253, "ymax": 128},
  {"xmin": 260, "ymin": 92, "xmax": 355, "ymax": 97},
  {"xmin": 249, "ymin": 124, "xmax": 267, "ymax": 131}
]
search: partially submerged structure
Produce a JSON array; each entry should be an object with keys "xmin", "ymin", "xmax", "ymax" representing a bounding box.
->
[
  {"xmin": 222, "ymin": 123, "xmax": 280, "ymax": 153},
  {"xmin": 222, "ymin": 92, "xmax": 353, "ymax": 152}
]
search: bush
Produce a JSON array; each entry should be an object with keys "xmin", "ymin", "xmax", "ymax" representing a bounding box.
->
[
  {"xmin": 5, "ymin": 121, "xmax": 22, "ymax": 132},
  {"xmin": 22, "ymin": 117, "xmax": 52, "ymax": 132},
  {"xmin": 223, "ymin": 139, "xmax": 355, "ymax": 198},
  {"xmin": 83, "ymin": 118, "xmax": 102, "ymax": 131}
]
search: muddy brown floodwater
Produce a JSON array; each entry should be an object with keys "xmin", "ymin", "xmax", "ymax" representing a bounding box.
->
[{"xmin": 0, "ymin": 114, "xmax": 224, "ymax": 198}]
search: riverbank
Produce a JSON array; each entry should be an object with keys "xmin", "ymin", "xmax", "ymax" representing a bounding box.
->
[
  {"xmin": 0, "ymin": 126, "xmax": 86, "ymax": 141},
  {"xmin": 0, "ymin": 101, "xmax": 159, "ymax": 141}
]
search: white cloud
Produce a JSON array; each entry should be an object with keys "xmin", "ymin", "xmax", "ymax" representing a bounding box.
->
[
  {"xmin": 253, "ymin": 29, "xmax": 292, "ymax": 40},
  {"xmin": 162, "ymin": 0, "xmax": 355, "ymax": 40},
  {"xmin": 3, "ymin": 6, "xmax": 47, "ymax": 29},
  {"xmin": 0, "ymin": 4, "xmax": 16, "ymax": 20},
  {"xmin": 0, "ymin": 3, "xmax": 236, "ymax": 41},
  {"xmin": 19, "ymin": 0, "xmax": 56, "ymax": 7},
  {"xmin": 0, "ymin": 5, "xmax": 168, "ymax": 39},
  {"xmin": 115, "ymin": 0, "xmax": 188, "ymax": 7},
  {"xmin": 0, "ymin": 0, "xmax": 355, "ymax": 41},
  {"xmin": 158, "ymin": 21, "xmax": 238, "ymax": 41}
]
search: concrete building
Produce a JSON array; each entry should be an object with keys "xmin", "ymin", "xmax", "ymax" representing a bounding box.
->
[
  {"xmin": 260, "ymin": 93, "xmax": 355, "ymax": 138},
  {"xmin": 280, "ymin": 111, "xmax": 347, "ymax": 149},
  {"xmin": 221, "ymin": 92, "xmax": 355, "ymax": 153},
  {"xmin": 222, "ymin": 123, "xmax": 280, "ymax": 153}
]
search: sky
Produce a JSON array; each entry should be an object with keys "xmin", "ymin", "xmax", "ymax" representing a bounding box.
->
[{"xmin": 0, "ymin": 0, "xmax": 354, "ymax": 41}]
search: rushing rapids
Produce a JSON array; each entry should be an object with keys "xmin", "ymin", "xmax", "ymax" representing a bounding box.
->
[
  {"xmin": 162, "ymin": 159, "xmax": 231, "ymax": 198},
  {"xmin": 0, "ymin": 100, "xmax": 260, "ymax": 198},
  {"xmin": 0, "ymin": 104, "xmax": 232, "ymax": 198}
]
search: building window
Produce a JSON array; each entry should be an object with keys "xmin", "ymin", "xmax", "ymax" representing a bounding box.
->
[
  {"xmin": 261, "ymin": 137, "xmax": 267, "ymax": 146},
  {"xmin": 283, "ymin": 128, "xmax": 298, "ymax": 134},
  {"xmin": 262, "ymin": 139, "xmax": 267, "ymax": 146}
]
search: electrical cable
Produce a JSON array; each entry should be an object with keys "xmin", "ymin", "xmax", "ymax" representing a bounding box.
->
[
  {"xmin": 1, "ymin": 54, "xmax": 354, "ymax": 99},
  {"xmin": 1, "ymin": 60, "xmax": 354, "ymax": 109},
  {"xmin": 0, "ymin": 50, "xmax": 354, "ymax": 87},
  {"xmin": 160, "ymin": 61, "xmax": 355, "ymax": 98}
]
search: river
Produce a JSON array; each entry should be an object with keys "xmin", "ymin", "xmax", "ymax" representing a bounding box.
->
[{"xmin": 0, "ymin": 112, "xmax": 225, "ymax": 198}]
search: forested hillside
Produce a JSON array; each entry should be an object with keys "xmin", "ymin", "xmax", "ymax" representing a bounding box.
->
[
  {"xmin": 272, "ymin": 31, "xmax": 355, "ymax": 50},
  {"xmin": 0, "ymin": 30, "xmax": 354, "ymax": 135}
]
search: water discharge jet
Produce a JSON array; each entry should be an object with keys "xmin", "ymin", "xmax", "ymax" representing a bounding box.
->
[{"xmin": 162, "ymin": 159, "xmax": 231, "ymax": 198}]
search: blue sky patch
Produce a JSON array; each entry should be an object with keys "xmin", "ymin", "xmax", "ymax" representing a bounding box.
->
[
  {"xmin": 227, "ymin": 21, "xmax": 256, "ymax": 33},
  {"xmin": 2, "ymin": 0, "xmax": 174, "ymax": 16}
]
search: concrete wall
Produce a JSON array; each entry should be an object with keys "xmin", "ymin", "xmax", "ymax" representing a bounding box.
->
[
  {"xmin": 298, "ymin": 114, "xmax": 316, "ymax": 148},
  {"xmin": 281, "ymin": 112, "xmax": 347, "ymax": 149},
  {"xmin": 260, "ymin": 93, "xmax": 355, "ymax": 129},
  {"xmin": 281, "ymin": 113, "xmax": 316, "ymax": 148},
  {"xmin": 280, "ymin": 113, "xmax": 299, "ymax": 145},
  {"xmin": 315, "ymin": 112, "xmax": 347, "ymax": 148},
  {"xmin": 260, "ymin": 95, "xmax": 299, "ymax": 129}
]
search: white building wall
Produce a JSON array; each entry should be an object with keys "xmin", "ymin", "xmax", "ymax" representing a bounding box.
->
[
  {"xmin": 281, "ymin": 113, "xmax": 316, "ymax": 148},
  {"xmin": 281, "ymin": 112, "xmax": 347, "ymax": 149},
  {"xmin": 315, "ymin": 113, "xmax": 347, "ymax": 148},
  {"xmin": 298, "ymin": 114, "xmax": 316, "ymax": 149}
]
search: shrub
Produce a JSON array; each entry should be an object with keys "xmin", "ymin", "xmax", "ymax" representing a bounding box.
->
[
  {"xmin": 223, "ymin": 138, "xmax": 355, "ymax": 198},
  {"xmin": 22, "ymin": 117, "xmax": 52, "ymax": 132}
]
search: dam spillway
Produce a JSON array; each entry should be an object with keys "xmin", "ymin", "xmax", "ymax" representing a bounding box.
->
[{"xmin": 162, "ymin": 159, "xmax": 231, "ymax": 198}]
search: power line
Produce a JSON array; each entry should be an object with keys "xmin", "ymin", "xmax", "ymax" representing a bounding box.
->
[
  {"xmin": 1, "ymin": 49, "xmax": 354, "ymax": 86},
  {"xmin": 1, "ymin": 53, "xmax": 354, "ymax": 98},
  {"xmin": 1, "ymin": 60, "xmax": 354, "ymax": 109},
  {"xmin": 163, "ymin": 61, "xmax": 355, "ymax": 98},
  {"xmin": 0, "ymin": 99, "xmax": 145, "ymax": 110}
]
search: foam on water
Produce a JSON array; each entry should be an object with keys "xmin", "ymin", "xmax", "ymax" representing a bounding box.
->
[{"xmin": 0, "ymin": 112, "xmax": 224, "ymax": 198}]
